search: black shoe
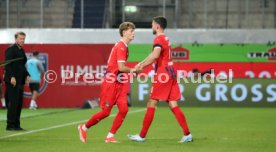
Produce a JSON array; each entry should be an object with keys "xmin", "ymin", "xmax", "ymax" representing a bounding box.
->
[
  {"xmin": 6, "ymin": 127, "xmax": 16, "ymax": 131},
  {"xmin": 6, "ymin": 127, "xmax": 25, "ymax": 131},
  {"xmin": 15, "ymin": 127, "xmax": 25, "ymax": 131}
]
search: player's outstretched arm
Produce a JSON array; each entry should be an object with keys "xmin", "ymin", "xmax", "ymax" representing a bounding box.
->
[
  {"xmin": 118, "ymin": 62, "xmax": 132, "ymax": 73},
  {"xmin": 118, "ymin": 62, "xmax": 141, "ymax": 74},
  {"xmin": 139, "ymin": 47, "xmax": 161, "ymax": 69}
]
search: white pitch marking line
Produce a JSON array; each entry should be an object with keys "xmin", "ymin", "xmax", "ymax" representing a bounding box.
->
[{"xmin": 0, "ymin": 109, "xmax": 145, "ymax": 139}]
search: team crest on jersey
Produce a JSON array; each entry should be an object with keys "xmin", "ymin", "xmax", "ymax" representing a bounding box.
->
[{"xmin": 24, "ymin": 52, "xmax": 49, "ymax": 97}]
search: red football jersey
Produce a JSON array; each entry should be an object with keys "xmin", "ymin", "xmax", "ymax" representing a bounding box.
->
[
  {"xmin": 150, "ymin": 34, "xmax": 180, "ymax": 101},
  {"xmin": 152, "ymin": 34, "xmax": 172, "ymax": 70},
  {"xmin": 106, "ymin": 40, "xmax": 129, "ymax": 75}
]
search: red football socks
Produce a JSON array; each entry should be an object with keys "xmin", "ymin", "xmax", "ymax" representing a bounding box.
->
[
  {"xmin": 110, "ymin": 104, "xmax": 128, "ymax": 134},
  {"xmin": 139, "ymin": 107, "xmax": 155, "ymax": 138},
  {"xmin": 85, "ymin": 109, "xmax": 110, "ymax": 128},
  {"xmin": 171, "ymin": 106, "xmax": 190, "ymax": 136}
]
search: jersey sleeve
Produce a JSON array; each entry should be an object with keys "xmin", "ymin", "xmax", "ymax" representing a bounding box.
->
[
  {"xmin": 117, "ymin": 46, "xmax": 127, "ymax": 63},
  {"xmin": 153, "ymin": 37, "xmax": 162, "ymax": 49}
]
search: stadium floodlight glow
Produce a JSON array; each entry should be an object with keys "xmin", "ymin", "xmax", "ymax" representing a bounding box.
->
[{"xmin": 124, "ymin": 6, "xmax": 137, "ymax": 13}]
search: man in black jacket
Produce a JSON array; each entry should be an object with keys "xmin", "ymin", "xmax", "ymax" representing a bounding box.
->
[{"xmin": 4, "ymin": 31, "xmax": 30, "ymax": 131}]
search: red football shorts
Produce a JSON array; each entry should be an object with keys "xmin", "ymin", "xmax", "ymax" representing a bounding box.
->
[
  {"xmin": 150, "ymin": 73, "xmax": 181, "ymax": 102},
  {"xmin": 99, "ymin": 81, "xmax": 128, "ymax": 109}
]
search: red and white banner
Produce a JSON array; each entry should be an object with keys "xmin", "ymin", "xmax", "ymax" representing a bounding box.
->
[{"xmin": 0, "ymin": 44, "xmax": 275, "ymax": 108}]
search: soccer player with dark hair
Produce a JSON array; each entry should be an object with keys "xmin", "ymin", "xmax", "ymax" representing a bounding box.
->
[
  {"xmin": 128, "ymin": 16, "xmax": 193, "ymax": 143},
  {"xmin": 78, "ymin": 22, "xmax": 140, "ymax": 143},
  {"xmin": 27, "ymin": 51, "xmax": 45, "ymax": 110}
]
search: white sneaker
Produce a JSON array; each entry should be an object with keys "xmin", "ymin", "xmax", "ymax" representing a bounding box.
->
[
  {"xmin": 179, "ymin": 134, "xmax": 193, "ymax": 143},
  {"xmin": 34, "ymin": 103, "xmax": 38, "ymax": 109},
  {"xmin": 29, "ymin": 100, "xmax": 38, "ymax": 110},
  {"xmin": 127, "ymin": 134, "xmax": 145, "ymax": 142},
  {"xmin": 29, "ymin": 106, "xmax": 37, "ymax": 110}
]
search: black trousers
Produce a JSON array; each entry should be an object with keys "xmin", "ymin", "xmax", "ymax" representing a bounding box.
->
[{"xmin": 5, "ymin": 82, "xmax": 24, "ymax": 128}]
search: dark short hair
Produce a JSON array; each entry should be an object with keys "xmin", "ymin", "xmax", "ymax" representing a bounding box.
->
[
  {"xmin": 153, "ymin": 16, "xmax": 167, "ymax": 29},
  {"xmin": 33, "ymin": 51, "xmax": 39, "ymax": 56},
  {"xmin": 119, "ymin": 22, "xmax": 135, "ymax": 37},
  {"xmin": 15, "ymin": 31, "xmax": 26, "ymax": 38}
]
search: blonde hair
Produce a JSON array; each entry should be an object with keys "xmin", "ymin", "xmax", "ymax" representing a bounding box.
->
[{"xmin": 119, "ymin": 22, "xmax": 135, "ymax": 37}]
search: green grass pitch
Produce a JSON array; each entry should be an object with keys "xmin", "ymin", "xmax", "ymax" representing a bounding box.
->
[{"xmin": 0, "ymin": 107, "xmax": 275, "ymax": 152}]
